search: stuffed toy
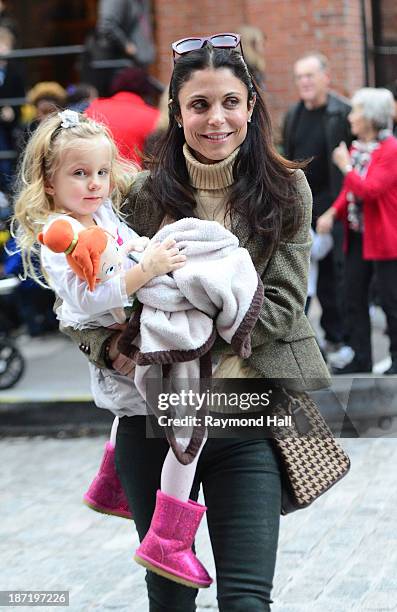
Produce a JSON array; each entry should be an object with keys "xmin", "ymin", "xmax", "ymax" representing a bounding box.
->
[{"xmin": 38, "ymin": 218, "xmax": 141, "ymax": 323}]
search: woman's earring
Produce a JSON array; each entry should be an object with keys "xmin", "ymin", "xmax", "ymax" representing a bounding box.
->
[
  {"xmin": 248, "ymin": 116, "xmax": 252, "ymax": 124},
  {"xmin": 177, "ymin": 122, "xmax": 183, "ymax": 128}
]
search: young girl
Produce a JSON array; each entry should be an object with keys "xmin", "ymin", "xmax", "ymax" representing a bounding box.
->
[{"xmin": 12, "ymin": 111, "xmax": 213, "ymax": 588}]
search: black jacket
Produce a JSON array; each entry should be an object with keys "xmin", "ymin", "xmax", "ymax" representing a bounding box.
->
[
  {"xmin": 282, "ymin": 92, "xmax": 352, "ymax": 204},
  {"xmin": 96, "ymin": 0, "xmax": 155, "ymax": 67},
  {"xmin": 0, "ymin": 61, "xmax": 25, "ymax": 149}
]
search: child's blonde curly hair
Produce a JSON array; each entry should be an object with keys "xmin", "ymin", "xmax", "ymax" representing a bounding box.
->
[{"xmin": 12, "ymin": 111, "xmax": 139, "ymax": 285}]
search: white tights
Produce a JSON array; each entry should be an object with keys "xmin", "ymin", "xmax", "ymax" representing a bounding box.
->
[
  {"xmin": 109, "ymin": 416, "xmax": 119, "ymax": 446},
  {"xmin": 160, "ymin": 433, "xmax": 207, "ymax": 502},
  {"xmin": 109, "ymin": 416, "xmax": 207, "ymax": 503}
]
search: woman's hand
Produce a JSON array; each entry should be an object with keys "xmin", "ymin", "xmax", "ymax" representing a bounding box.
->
[
  {"xmin": 107, "ymin": 328, "xmax": 136, "ymax": 376},
  {"xmin": 332, "ymin": 141, "xmax": 351, "ymax": 172},
  {"xmin": 141, "ymin": 237, "xmax": 186, "ymax": 278},
  {"xmin": 316, "ymin": 208, "xmax": 336, "ymax": 234},
  {"xmin": 124, "ymin": 41, "xmax": 137, "ymax": 57}
]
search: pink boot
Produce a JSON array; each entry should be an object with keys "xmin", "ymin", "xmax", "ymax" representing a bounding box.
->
[
  {"xmin": 83, "ymin": 442, "xmax": 132, "ymax": 520},
  {"xmin": 134, "ymin": 490, "xmax": 213, "ymax": 589}
]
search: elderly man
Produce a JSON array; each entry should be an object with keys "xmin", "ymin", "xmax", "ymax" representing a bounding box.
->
[{"xmin": 283, "ymin": 53, "xmax": 351, "ymax": 359}]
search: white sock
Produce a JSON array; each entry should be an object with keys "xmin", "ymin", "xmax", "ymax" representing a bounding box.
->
[
  {"xmin": 109, "ymin": 416, "xmax": 119, "ymax": 447},
  {"xmin": 160, "ymin": 433, "xmax": 207, "ymax": 502}
]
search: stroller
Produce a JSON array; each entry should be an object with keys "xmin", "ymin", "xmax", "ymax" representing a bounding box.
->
[
  {"xmin": 0, "ymin": 191, "xmax": 25, "ymax": 389},
  {"xmin": 0, "ymin": 275, "xmax": 25, "ymax": 389}
]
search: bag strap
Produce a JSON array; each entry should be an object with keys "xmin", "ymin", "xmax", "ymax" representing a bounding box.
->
[{"xmin": 281, "ymin": 389, "xmax": 312, "ymax": 435}]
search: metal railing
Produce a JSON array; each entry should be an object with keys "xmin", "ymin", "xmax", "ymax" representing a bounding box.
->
[
  {"xmin": 369, "ymin": 45, "xmax": 397, "ymax": 55},
  {"xmin": 0, "ymin": 44, "xmax": 85, "ymax": 60},
  {"xmin": 0, "ymin": 43, "xmax": 135, "ymax": 67},
  {"xmin": 0, "ymin": 43, "xmax": 156, "ymax": 162},
  {"xmin": 0, "ymin": 44, "xmax": 87, "ymax": 162}
]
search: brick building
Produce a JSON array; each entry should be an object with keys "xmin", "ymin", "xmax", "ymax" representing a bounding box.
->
[{"xmin": 152, "ymin": 0, "xmax": 396, "ymax": 128}]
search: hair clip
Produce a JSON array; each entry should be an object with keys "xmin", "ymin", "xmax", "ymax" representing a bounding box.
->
[{"xmin": 58, "ymin": 109, "xmax": 80, "ymax": 129}]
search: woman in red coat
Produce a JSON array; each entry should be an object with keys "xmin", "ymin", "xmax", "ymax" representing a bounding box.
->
[{"xmin": 317, "ymin": 87, "xmax": 397, "ymax": 374}]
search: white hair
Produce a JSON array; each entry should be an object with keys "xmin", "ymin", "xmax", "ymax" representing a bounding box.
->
[
  {"xmin": 351, "ymin": 87, "xmax": 395, "ymax": 130},
  {"xmin": 295, "ymin": 52, "xmax": 329, "ymax": 72}
]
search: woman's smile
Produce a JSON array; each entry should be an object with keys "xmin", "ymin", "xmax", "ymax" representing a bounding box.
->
[{"xmin": 201, "ymin": 132, "xmax": 234, "ymax": 142}]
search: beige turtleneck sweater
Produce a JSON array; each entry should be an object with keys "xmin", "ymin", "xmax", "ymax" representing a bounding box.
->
[
  {"xmin": 183, "ymin": 143, "xmax": 237, "ymax": 228},
  {"xmin": 183, "ymin": 144, "xmax": 260, "ymax": 379}
]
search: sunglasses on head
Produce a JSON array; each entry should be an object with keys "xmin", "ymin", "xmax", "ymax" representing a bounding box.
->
[{"xmin": 172, "ymin": 33, "xmax": 242, "ymax": 62}]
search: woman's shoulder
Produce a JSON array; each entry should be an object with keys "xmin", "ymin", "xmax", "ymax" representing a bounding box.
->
[
  {"xmin": 129, "ymin": 170, "xmax": 151, "ymax": 198},
  {"xmin": 123, "ymin": 170, "xmax": 151, "ymax": 214},
  {"xmin": 123, "ymin": 170, "xmax": 162, "ymax": 237},
  {"xmin": 292, "ymin": 168, "xmax": 312, "ymax": 208},
  {"xmin": 380, "ymin": 135, "xmax": 397, "ymax": 153},
  {"xmin": 368, "ymin": 136, "xmax": 397, "ymax": 169},
  {"xmin": 287, "ymin": 169, "xmax": 313, "ymax": 243},
  {"xmin": 287, "ymin": 168, "xmax": 313, "ymax": 232}
]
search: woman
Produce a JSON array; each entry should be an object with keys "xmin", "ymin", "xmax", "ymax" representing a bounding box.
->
[
  {"xmin": 317, "ymin": 87, "xmax": 397, "ymax": 374},
  {"xmin": 63, "ymin": 34, "xmax": 330, "ymax": 611},
  {"xmin": 239, "ymin": 24, "xmax": 266, "ymax": 91},
  {"xmin": 83, "ymin": 0, "xmax": 155, "ymax": 97}
]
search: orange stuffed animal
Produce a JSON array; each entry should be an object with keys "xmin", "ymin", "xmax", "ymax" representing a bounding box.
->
[{"xmin": 38, "ymin": 218, "xmax": 140, "ymax": 323}]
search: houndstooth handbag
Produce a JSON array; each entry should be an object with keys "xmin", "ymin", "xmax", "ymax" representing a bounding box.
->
[{"xmin": 270, "ymin": 388, "xmax": 351, "ymax": 515}]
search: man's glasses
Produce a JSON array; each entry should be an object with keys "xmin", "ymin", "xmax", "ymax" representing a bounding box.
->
[{"xmin": 172, "ymin": 33, "xmax": 242, "ymax": 62}]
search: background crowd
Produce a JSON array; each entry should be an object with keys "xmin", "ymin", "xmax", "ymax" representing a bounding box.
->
[{"xmin": 0, "ymin": 0, "xmax": 397, "ymax": 375}]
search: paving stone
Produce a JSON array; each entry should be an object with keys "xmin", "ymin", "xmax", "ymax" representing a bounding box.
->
[
  {"xmin": 1, "ymin": 436, "xmax": 397, "ymax": 611},
  {"xmin": 360, "ymin": 591, "xmax": 397, "ymax": 610}
]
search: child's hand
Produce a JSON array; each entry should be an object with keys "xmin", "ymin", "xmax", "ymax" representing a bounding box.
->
[
  {"xmin": 125, "ymin": 236, "xmax": 150, "ymax": 253},
  {"xmin": 141, "ymin": 237, "xmax": 186, "ymax": 278}
]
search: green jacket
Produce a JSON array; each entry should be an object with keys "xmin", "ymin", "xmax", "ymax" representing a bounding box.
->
[{"xmin": 62, "ymin": 168, "xmax": 331, "ymax": 390}]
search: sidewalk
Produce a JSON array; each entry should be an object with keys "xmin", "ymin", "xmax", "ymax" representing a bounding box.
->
[
  {"xmin": 0, "ymin": 333, "xmax": 113, "ymax": 435},
  {"xmin": 1, "ymin": 435, "xmax": 397, "ymax": 611},
  {"xmin": 1, "ymin": 333, "xmax": 92, "ymax": 401}
]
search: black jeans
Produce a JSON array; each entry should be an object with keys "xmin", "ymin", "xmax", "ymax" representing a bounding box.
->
[
  {"xmin": 345, "ymin": 231, "xmax": 397, "ymax": 365},
  {"xmin": 345, "ymin": 232, "xmax": 373, "ymax": 367},
  {"xmin": 313, "ymin": 199, "xmax": 347, "ymax": 344},
  {"xmin": 374, "ymin": 258, "xmax": 397, "ymax": 361},
  {"xmin": 317, "ymin": 248, "xmax": 346, "ymax": 343},
  {"xmin": 116, "ymin": 416, "xmax": 282, "ymax": 612}
]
